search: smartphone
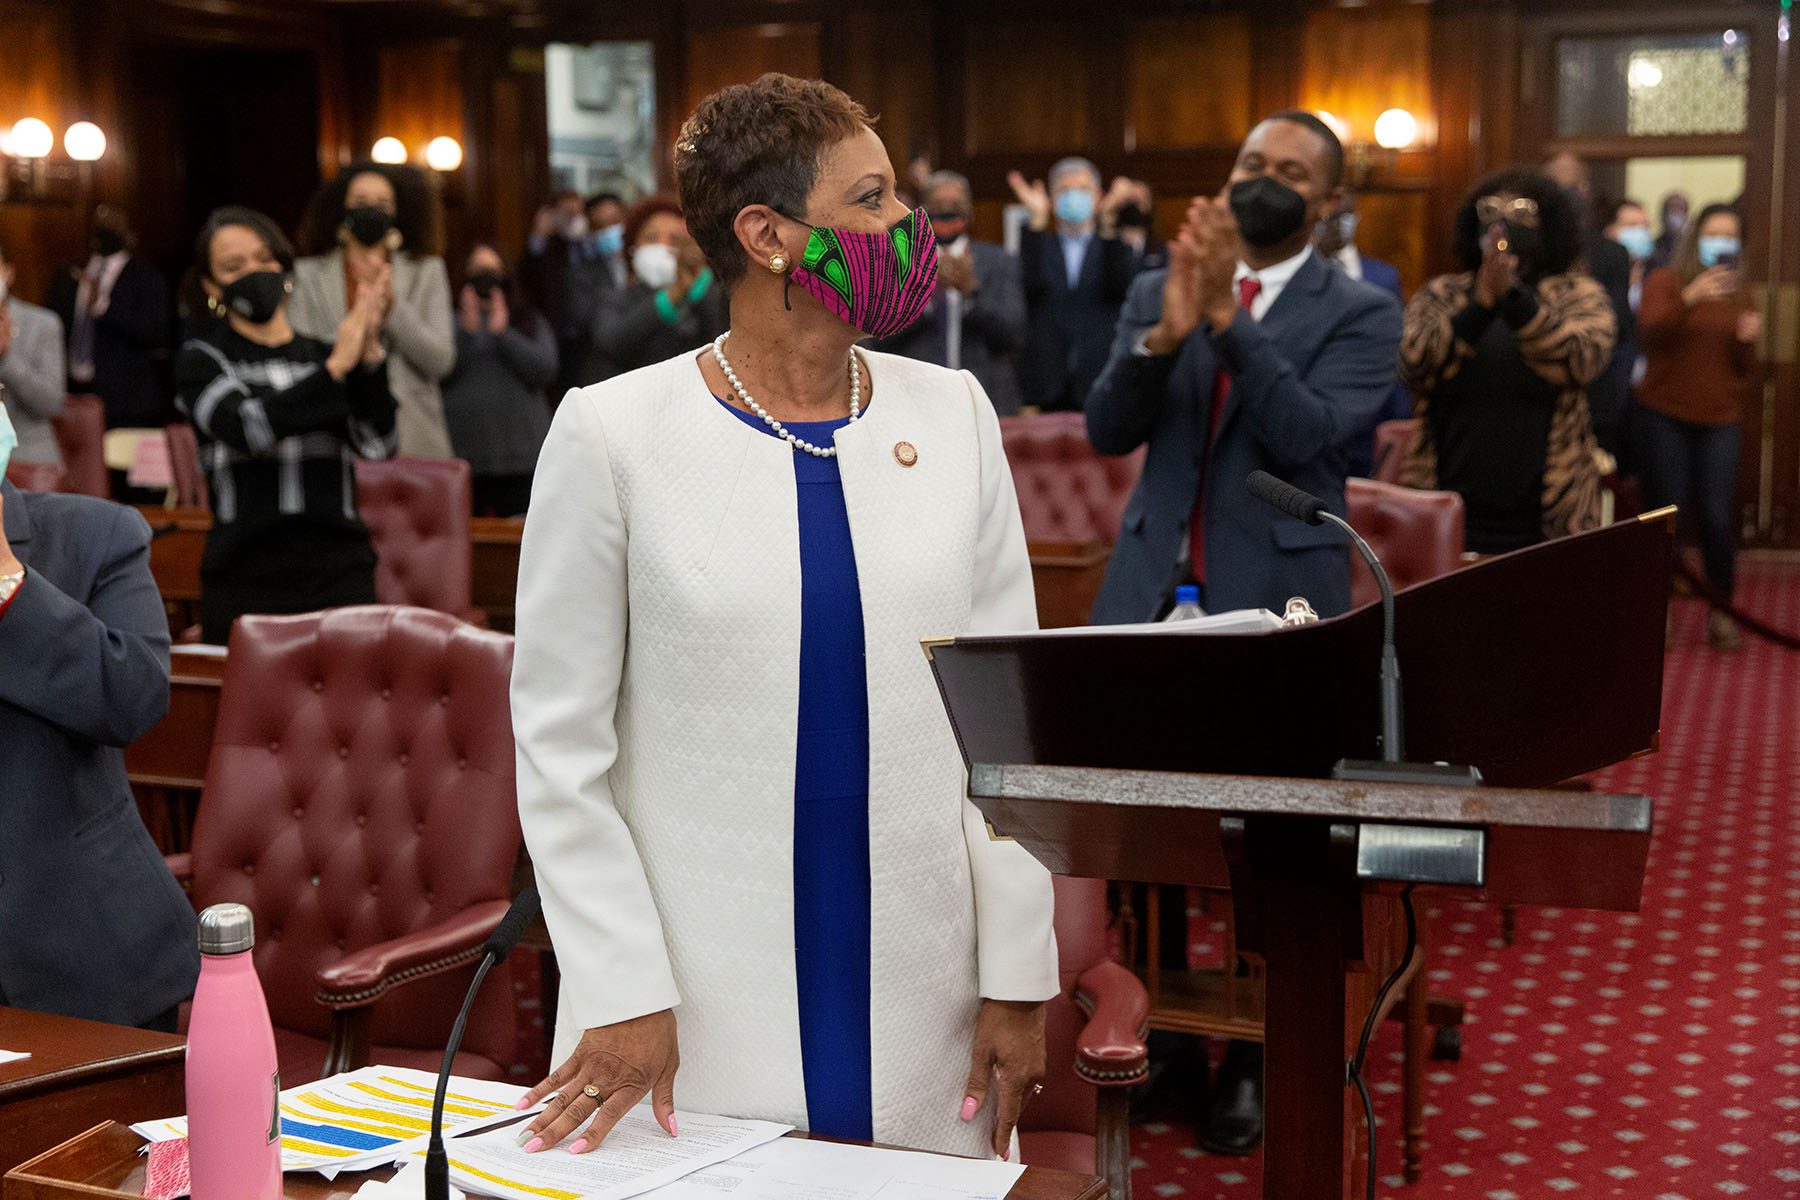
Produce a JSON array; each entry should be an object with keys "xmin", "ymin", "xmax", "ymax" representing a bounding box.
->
[{"xmin": 1714, "ymin": 252, "xmax": 1740, "ymax": 271}]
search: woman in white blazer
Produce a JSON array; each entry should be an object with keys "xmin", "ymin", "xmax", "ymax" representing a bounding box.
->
[
  {"xmin": 290, "ymin": 162, "xmax": 455, "ymax": 458},
  {"xmin": 512, "ymin": 74, "xmax": 1058, "ymax": 1162}
]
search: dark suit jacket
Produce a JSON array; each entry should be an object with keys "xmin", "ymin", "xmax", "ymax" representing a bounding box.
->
[
  {"xmin": 1583, "ymin": 235, "xmax": 1636, "ymax": 457},
  {"xmin": 1087, "ymin": 251, "xmax": 1403, "ymax": 621},
  {"xmin": 0, "ymin": 481, "xmax": 198, "ymax": 1024},
  {"xmin": 869, "ymin": 240, "xmax": 1027, "ymax": 414},
  {"xmin": 1017, "ymin": 227, "xmax": 1135, "ymax": 412},
  {"xmin": 47, "ymin": 258, "xmax": 171, "ymax": 428},
  {"xmin": 519, "ymin": 237, "xmax": 620, "ymax": 389}
]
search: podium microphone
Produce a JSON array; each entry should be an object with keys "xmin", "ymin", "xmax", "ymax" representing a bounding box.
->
[
  {"xmin": 425, "ymin": 887, "xmax": 540, "ymax": 1200},
  {"xmin": 1247, "ymin": 470, "xmax": 1403, "ymax": 763}
]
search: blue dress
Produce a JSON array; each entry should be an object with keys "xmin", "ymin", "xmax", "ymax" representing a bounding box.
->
[{"xmin": 719, "ymin": 399, "xmax": 873, "ymax": 1140}]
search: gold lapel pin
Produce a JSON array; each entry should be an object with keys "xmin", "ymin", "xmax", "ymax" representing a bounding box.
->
[{"xmin": 893, "ymin": 441, "xmax": 919, "ymax": 468}]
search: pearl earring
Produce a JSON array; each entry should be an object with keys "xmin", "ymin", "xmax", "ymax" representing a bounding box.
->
[{"xmin": 769, "ymin": 254, "xmax": 788, "ymax": 273}]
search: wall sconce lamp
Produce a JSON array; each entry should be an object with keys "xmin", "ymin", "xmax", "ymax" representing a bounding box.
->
[
  {"xmin": 371, "ymin": 137, "xmax": 409, "ymax": 165},
  {"xmin": 1, "ymin": 118, "xmax": 105, "ymax": 202},
  {"xmin": 1319, "ymin": 107, "xmax": 1420, "ymax": 190},
  {"xmin": 368, "ymin": 136, "xmax": 463, "ymax": 172}
]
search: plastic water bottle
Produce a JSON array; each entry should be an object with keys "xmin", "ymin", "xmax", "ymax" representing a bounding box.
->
[
  {"xmin": 186, "ymin": 903, "xmax": 282, "ymax": 1200},
  {"xmin": 1164, "ymin": 584, "xmax": 1205, "ymax": 622}
]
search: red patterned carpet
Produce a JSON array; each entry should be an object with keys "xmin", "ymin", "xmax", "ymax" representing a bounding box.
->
[{"xmin": 1129, "ymin": 558, "xmax": 1800, "ymax": 1199}]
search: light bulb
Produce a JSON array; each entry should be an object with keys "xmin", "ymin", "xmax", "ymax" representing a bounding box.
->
[
  {"xmin": 424, "ymin": 136, "xmax": 463, "ymax": 172},
  {"xmin": 7, "ymin": 118, "xmax": 53, "ymax": 159},
  {"xmin": 371, "ymin": 137, "xmax": 408, "ymax": 165},
  {"xmin": 1314, "ymin": 110, "xmax": 1351, "ymax": 143},
  {"xmin": 1372, "ymin": 108, "xmax": 1418, "ymax": 151},
  {"xmin": 64, "ymin": 121, "xmax": 106, "ymax": 162},
  {"xmin": 1628, "ymin": 59, "xmax": 1663, "ymax": 89}
]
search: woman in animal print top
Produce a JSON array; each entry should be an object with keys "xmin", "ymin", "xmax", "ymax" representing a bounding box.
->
[{"xmin": 1399, "ymin": 168, "xmax": 1616, "ymax": 554}]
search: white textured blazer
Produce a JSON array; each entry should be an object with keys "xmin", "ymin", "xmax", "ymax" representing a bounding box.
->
[{"xmin": 511, "ymin": 348, "xmax": 1059, "ymax": 1158}]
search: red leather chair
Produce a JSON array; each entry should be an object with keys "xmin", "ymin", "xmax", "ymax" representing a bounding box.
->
[
  {"xmin": 1000, "ymin": 413, "xmax": 1145, "ymax": 547},
  {"xmin": 1369, "ymin": 418, "xmax": 1418, "ymax": 485},
  {"xmin": 354, "ymin": 457, "xmax": 479, "ymax": 622},
  {"xmin": 1346, "ymin": 477, "xmax": 1465, "ymax": 610},
  {"xmin": 51, "ymin": 394, "xmax": 108, "ymax": 497},
  {"xmin": 4, "ymin": 460, "xmax": 66, "ymax": 493},
  {"xmin": 166, "ymin": 422, "xmax": 210, "ymax": 510},
  {"xmin": 1018, "ymin": 876, "xmax": 1148, "ymax": 1200},
  {"xmin": 169, "ymin": 606, "xmax": 523, "ymax": 1085}
]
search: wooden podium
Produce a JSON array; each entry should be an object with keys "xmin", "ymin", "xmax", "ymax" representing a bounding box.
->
[{"xmin": 926, "ymin": 514, "xmax": 1672, "ymax": 1200}]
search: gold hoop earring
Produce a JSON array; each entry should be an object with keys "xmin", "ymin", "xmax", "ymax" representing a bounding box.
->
[
  {"xmin": 383, "ymin": 227, "xmax": 405, "ymax": 253},
  {"xmin": 768, "ymin": 254, "xmax": 788, "ymax": 274}
]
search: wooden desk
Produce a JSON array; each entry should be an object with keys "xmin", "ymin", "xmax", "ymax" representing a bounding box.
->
[
  {"xmin": 470, "ymin": 517, "xmax": 524, "ymax": 633},
  {"xmin": 7, "ymin": 1121, "xmax": 1108, "ymax": 1200},
  {"xmin": 126, "ymin": 647, "xmax": 226, "ymax": 794},
  {"xmin": 1026, "ymin": 540, "xmax": 1111, "ymax": 630},
  {"xmin": 0, "ymin": 1011, "xmax": 185, "ymax": 1181}
]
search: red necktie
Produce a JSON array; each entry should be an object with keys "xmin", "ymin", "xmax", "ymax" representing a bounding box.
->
[{"xmin": 1188, "ymin": 276, "xmax": 1263, "ymax": 584}]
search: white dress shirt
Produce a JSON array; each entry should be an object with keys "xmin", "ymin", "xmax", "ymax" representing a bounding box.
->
[
  {"xmin": 1233, "ymin": 244, "xmax": 1314, "ymax": 322},
  {"xmin": 1332, "ymin": 244, "xmax": 1365, "ymax": 282},
  {"xmin": 941, "ymin": 234, "xmax": 969, "ymax": 372}
]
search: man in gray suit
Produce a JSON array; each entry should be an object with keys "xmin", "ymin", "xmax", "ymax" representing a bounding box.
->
[
  {"xmin": 0, "ymin": 441, "xmax": 198, "ymax": 1030},
  {"xmin": 870, "ymin": 171, "xmax": 1027, "ymax": 414},
  {"xmin": 0, "ymin": 241, "xmax": 68, "ymax": 467}
]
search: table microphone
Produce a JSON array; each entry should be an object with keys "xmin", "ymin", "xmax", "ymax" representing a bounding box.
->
[
  {"xmin": 1247, "ymin": 470, "xmax": 1404, "ymax": 763},
  {"xmin": 425, "ymin": 887, "xmax": 540, "ymax": 1200}
]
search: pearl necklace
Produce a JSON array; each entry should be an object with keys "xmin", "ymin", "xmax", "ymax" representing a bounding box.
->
[{"xmin": 711, "ymin": 332, "xmax": 861, "ymax": 458}]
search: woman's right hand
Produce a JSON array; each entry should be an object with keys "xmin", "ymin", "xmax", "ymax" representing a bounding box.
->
[
  {"xmin": 516, "ymin": 1009, "xmax": 680, "ymax": 1155},
  {"xmin": 1684, "ymin": 266, "xmax": 1737, "ymax": 307},
  {"xmin": 1473, "ymin": 239, "xmax": 1519, "ymax": 309},
  {"xmin": 1006, "ymin": 171, "xmax": 1051, "ymax": 232},
  {"xmin": 327, "ymin": 302, "xmax": 368, "ymax": 380}
]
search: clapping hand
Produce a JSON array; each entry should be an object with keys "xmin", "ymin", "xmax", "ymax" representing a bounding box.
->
[
  {"xmin": 357, "ymin": 262, "xmax": 392, "ymax": 366},
  {"xmin": 458, "ymin": 285, "xmax": 483, "ymax": 334},
  {"xmin": 1006, "ymin": 172, "xmax": 1052, "ymax": 232},
  {"xmin": 1684, "ymin": 266, "xmax": 1737, "ymax": 308},
  {"xmin": 487, "ymin": 286, "xmax": 509, "ymax": 334},
  {"xmin": 1474, "ymin": 225, "xmax": 1520, "ymax": 309},
  {"xmin": 938, "ymin": 249, "xmax": 977, "ymax": 293}
]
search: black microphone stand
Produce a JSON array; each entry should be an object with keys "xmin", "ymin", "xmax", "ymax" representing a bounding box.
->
[{"xmin": 426, "ymin": 888, "xmax": 540, "ymax": 1200}]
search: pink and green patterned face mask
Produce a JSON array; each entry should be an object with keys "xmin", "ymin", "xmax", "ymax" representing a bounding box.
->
[{"xmin": 787, "ymin": 207, "xmax": 939, "ymax": 339}]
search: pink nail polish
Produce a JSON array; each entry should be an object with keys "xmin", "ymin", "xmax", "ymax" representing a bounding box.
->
[
  {"xmin": 960, "ymin": 1096, "xmax": 979, "ymax": 1121},
  {"xmin": 514, "ymin": 1096, "xmax": 531, "ymax": 1111},
  {"xmin": 523, "ymin": 1137, "xmax": 543, "ymax": 1154},
  {"xmin": 669, "ymin": 1116, "xmax": 679, "ymax": 1138},
  {"xmin": 568, "ymin": 1140, "xmax": 588, "ymax": 1155}
]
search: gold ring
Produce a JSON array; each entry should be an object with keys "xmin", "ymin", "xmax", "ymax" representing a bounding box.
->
[
  {"xmin": 583, "ymin": 1084, "xmax": 602, "ymax": 1100},
  {"xmin": 1031, "ymin": 1083, "xmax": 1044, "ymax": 1096}
]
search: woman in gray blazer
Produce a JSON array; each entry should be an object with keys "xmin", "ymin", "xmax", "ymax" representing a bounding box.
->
[{"xmin": 290, "ymin": 162, "xmax": 456, "ymax": 458}]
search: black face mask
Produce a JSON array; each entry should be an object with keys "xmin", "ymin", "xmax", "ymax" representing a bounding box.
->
[
  {"xmin": 343, "ymin": 205, "xmax": 395, "ymax": 247},
  {"xmin": 93, "ymin": 228, "xmax": 127, "ymax": 257},
  {"xmin": 1228, "ymin": 176, "xmax": 1310, "ymax": 249},
  {"xmin": 218, "ymin": 269, "xmax": 290, "ymax": 324},
  {"xmin": 1115, "ymin": 202, "xmax": 1150, "ymax": 230},
  {"xmin": 468, "ymin": 269, "xmax": 505, "ymax": 300}
]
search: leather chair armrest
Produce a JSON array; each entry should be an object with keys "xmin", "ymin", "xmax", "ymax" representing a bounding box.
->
[
  {"xmin": 1072, "ymin": 959, "xmax": 1150, "ymax": 1087},
  {"xmin": 315, "ymin": 899, "xmax": 512, "ymax": 1010},
  {"xmin": 166, "ymin": 852, "xmax": 193, "ymax": 892}
]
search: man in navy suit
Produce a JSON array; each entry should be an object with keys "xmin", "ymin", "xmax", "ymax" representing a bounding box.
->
[
  {"xmin": 0, "ymin": 447, "xmax": 198, "ymax": 1029},
  {"xmin": 1089, "ymin": 111, "xmax": 1402, "ymax": 626},
  {"xmin": 1314, "ymin": 192, "xmax": 1410, "ymax": 476},
  {"xmin": 1087, "ymin": 110, "xmax": 1401, "ymax": 1156}
]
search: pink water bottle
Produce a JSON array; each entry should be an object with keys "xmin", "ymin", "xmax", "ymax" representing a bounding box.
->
[{"xmin": 186, "ymin": 903, "xmax": 282, "ymax": 1200}]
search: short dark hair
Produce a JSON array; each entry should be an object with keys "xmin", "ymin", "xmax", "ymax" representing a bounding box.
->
[
  {"xmin": 296, "ymin": 161, "xmax": 442, "ymax": 258},
  {"xmin": 623, "ymin": 195, "xmax": 684, "ymax": 251},
  {"xmin": 674, "ymin": 73, "xmax": 874, "ymax": 285},
  {"xmin": 585, "ymin": 191, "xmax": 625, "ymax": 215},
  {"xmin": 194, "ymin": 206, "xmax": 295, "ymax": 277},
  {"xmin": 1450, "ymin": 167, "xmax": 1582, "ymax": 278},
  {"xmin": 1261, "ymin": 109, "xmax": 1345, "ymax": 190}
]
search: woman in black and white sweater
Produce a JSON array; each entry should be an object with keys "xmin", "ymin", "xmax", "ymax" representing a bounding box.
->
[{"xmin": 174, "ymin": 206, "xmax": 397, "ymax": 644}]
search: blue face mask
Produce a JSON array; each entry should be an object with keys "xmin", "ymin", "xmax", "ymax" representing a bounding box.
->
[
  {"xmin": 1698, "ymin": 236, "xmax": 1740, "ymax": 269},
  {"xmin": 0, "ymin": 404, "xmax": 16, "ymax": 479},
  {"xmin": 1053, "ymin": 188, "xmax": 1096, "ymax": 227},
  {"xmin": 1615, "ymin": 225, "xmax": 1654, "ymax": 261},
  {"xmin": 592, "ymin": 224, "xmax": 625, "ymax": 257}
]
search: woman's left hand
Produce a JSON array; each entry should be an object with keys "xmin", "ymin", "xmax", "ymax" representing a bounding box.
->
[{"xmin": 961, "ymin": 999, "xmax": 1046, "ymax": 1157}]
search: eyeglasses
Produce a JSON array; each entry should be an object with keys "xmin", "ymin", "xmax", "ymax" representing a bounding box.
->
[{"xmin": 1476, "ymin": 195, "xmax": 1540, "ymax": 229}]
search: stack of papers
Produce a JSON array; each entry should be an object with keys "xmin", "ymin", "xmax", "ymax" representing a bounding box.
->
[
  {"xmin": 131, "ymin": 1066, "xmax": 531, "ymax": 1177},
  {"xmin": 1016, "ymin": 608, "xmax": 1285, "ymax": 636}
]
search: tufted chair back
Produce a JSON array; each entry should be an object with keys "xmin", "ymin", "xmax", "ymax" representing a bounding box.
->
[
  {"xmin": 52, "ymin": 395, "xmax": 108, "ymax": 497},
  {"xmin": 1370, "ymin": 418, "xmax": 1417, "ymax": 484},
  {"xmin": 187, "ymin": 606, "xmax": 521, "ymax": 1084},
  {"xmin": 5, "ymin": 460, "xmax": 66, "ymax": 493},
  {"xmin": 1001, "ymin": 413, "xmax": 1145, "ymax": 546},
  {"xmin": 165, "ymin": 422, "xmax": 209, "ymax": 509},
  {"xmin": 1346, "ymin": 477, "xmax": 1465, "ymax": 610},
  {"xmin": 354, "ymin": 457, "xmax": 474, "ymax": 618},
  {"xmin": 1018, "ymin": 876, "xmax": 1146, "ymax": 1197}
]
